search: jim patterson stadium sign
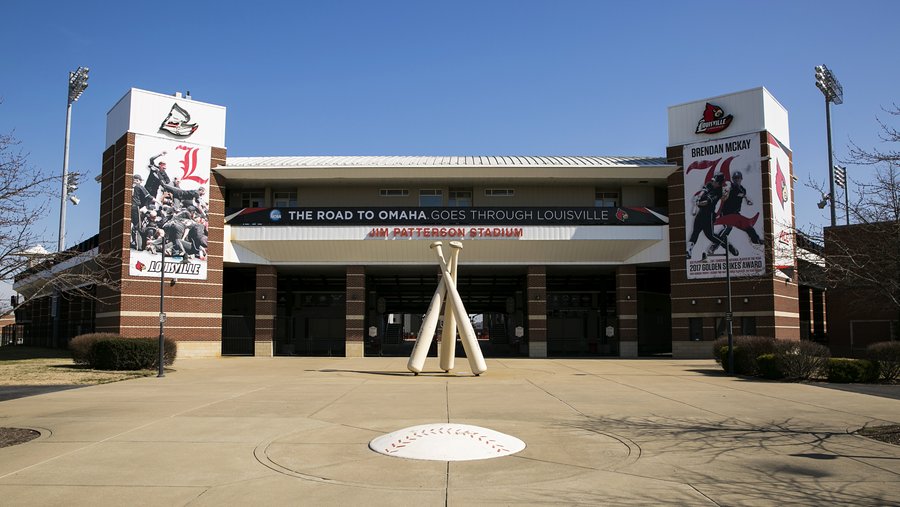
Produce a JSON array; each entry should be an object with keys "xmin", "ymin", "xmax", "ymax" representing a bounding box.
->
[{"xmin": 227, "ymin": 206, "xmax": 668, "ymax": 227}]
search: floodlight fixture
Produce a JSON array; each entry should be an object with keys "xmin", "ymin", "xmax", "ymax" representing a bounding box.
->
[
  {"xmin": 68, "ymin": 67, "xmax": 90, "ymax": 104},
  {"xmin": 815, "ymin": 65, "xmax": 843, "ymax": 105}
]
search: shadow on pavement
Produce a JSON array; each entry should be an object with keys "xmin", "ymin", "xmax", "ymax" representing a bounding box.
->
[
  {"xmin": 0, "ymin": 385, "xmax": 85, "ymax": 402},
  {"xmin": 314, "ymin": 369, "xmax": 471, "ymax": 377},
  {"xmin": 811, "ymin": 383, "xmax": 900, "ymax": 401}
]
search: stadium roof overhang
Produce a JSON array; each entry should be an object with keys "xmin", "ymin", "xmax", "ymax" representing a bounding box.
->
[
  {"xmin": 213, "ymin": 155, "xmax": 678, "ymax": 186},
  {"xmin": 224, "ymin": 225, "xmax": 670, "ymax": 266}
]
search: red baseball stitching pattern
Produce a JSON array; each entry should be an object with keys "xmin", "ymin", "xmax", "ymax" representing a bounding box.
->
[{"xmin": 383, "ymin": 426, "xmax": 511, "ymax": 454}]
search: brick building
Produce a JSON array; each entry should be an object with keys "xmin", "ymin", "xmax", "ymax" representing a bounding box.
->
[{"xmin": 12, "ymin": 87, "xmax": 825, "ymax": 359}]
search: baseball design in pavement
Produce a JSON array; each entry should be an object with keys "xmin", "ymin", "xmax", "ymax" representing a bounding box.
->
[{"xmin": 369, "ymin": 423, "xmax": 526, "ymax": 461}]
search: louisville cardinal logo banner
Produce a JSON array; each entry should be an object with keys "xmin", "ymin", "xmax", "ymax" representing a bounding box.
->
[{"xmin": 768, "ymin": 133, "xmax": 795, "ymax": 271}]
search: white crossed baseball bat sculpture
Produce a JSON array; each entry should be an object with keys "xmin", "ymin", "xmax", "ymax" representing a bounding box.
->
[{"xmin": 407, "ymin": 241, "xmax": 487, "ymax": 376}]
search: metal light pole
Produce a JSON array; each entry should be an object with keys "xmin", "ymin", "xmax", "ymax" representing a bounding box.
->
[
  {"xmin": 815, "ymin": 64, "xmax": 843, "ymax": 227},
  {"xmin": 59, "ymin": 67, "xmax": 89, "ymax": 251},
  {"xmin": 53, "ymin": 67, "xmax": 89, "ymax": 348},
  {"xmin": 725, "ymin": 235, "xmax": 734, "ymax": 375},
  {"xmin": 158, "ymin": 235, "xmax": 166, "ymax": 378}
]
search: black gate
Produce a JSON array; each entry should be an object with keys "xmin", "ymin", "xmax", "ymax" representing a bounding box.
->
[{"xmin": 222, "ymin": 315, "xmax": 255, "ymax": 355}]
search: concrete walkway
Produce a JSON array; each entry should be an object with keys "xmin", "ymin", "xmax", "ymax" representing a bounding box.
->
[{"xmin": 1, "ymin": 357, "xmax": 898, "ymax": 506}]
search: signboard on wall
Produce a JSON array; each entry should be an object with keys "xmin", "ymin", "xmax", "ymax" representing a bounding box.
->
[
  {"xmin": 683, "ymin": 133, "xmax": 765, "ymax": 279},
  {"xmin": 128, "ymin": 134, "xmax": 211, "ymax": 280},
  {"xmin": 668, "ymin": 87, "xmax": 790, "ymax": 151},
  {"xmin": 768, "ymin": 133, "xmax": 795, "ymax": 271},
  {"xmin": 106, "ymin": 88, "xmax": 224, "ymax": 281},
  {"xmin": 106, "ymin": 89, "xmax": 226, "ymax": 148},
  {"xmin": 226, "ymin": 206, "xmax": 669, "ymax": 226}
]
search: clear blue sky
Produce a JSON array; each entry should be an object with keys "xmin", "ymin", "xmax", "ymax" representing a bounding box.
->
[{"xmin": 1, "ymin": 0, "xmax": 898, "ymax": 250}]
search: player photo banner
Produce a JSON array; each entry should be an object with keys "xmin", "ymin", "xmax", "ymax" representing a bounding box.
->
[
  {"xmin": 129, "ymin": 134, "xmax": 210, "ymax": 280},
  {"xmin": 768, "ymin": 133, "xmax": 795, "ymax": 271},
  {"xmin": 683, "ymin": 133, "xmax": 765, "ymax": 279}
]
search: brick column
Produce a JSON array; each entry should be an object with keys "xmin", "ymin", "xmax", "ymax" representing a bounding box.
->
[
  {"xmin": 527, "ymin": 266, "xmax": 547, "ymax": 357},
  {"xmin": 95, "ymin": 133, "xmax": 225, "ymax": 358},
  {"xmin": 255, "ymin": 265, "xmax": 277, "ymax": 357},
  {"xmin": 345, "ymin": 266, "xmax": 366, "ymax": 357},
  {"xmin": 616, "ymin": 265, "xmax": 638, "ymax": 357}
]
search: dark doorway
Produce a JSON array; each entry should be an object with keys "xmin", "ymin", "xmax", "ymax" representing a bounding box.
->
[
  {"xmin": 276, "ymin": 274, "xmax": 346, "ymax": 356},
  {"xmin": 222, "ymin": 267, "xmax": 256, "ymax": 355},
  {"xmin": 637, "ymin": 267, "xmax": 672, "ymax": 356},
  {"xmin": 366, "ymin": 270, "xmax": 527, "ymax": 357},
  {"xmin": 546, "ymin": 272, "xmax": 618, "ymax": 356}
]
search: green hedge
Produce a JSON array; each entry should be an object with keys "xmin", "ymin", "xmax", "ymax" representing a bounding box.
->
[
  {"xmin": 756, "ymin": 354, "xmax": 785, "ymax": 380},
  {"xmin": 713, "ymin": 336, "xmax": 829, "ymax": 381},
  {"xmin": 866, "ymin": 341, "xmax": 900, "ymax": 382},
  {"xmin": 713, "ymin": 336, "xmax": 777, "ymax": 375},
  {"xmin": 69, "ymin": 333, "xmax": 122, "ymax": 365},
  {"xmin": 88, "ymin": 337, "xmax": 177, "ymax": 370},
  {"xmin": 712, "ymin": 337, "xmax": 900, "ymax": 384},
  {"xmin": 827, "ymin": 358, "xmax": 880, "ymax": 383}
]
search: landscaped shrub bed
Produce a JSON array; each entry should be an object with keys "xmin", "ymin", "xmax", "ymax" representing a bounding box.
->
[
  {"xmin": 826, "ymin": 358, "xmax": 879, "ymax": 383},
  {"xmin": 713, "ymin": 337, "xmax": 900, "ymax": 384},
  {"xmin": 69, "ymin": 334, "xmax": 177, "ymax": 370},
  {"xmin": 713, "ymin": 335, "xmax": 776, "ymax": 375},
  {"xmin": 713, "ymin": 335, "xmax": 829, "ymax": 380}
]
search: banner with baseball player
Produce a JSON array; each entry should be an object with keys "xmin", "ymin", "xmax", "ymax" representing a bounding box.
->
[
  {"xmin": 683, "ymin": 133, "xmax": 765, "ymax": 279},
  {"xmin": 128, "ymin": 134, "xmax": 211, "ymax": 280}
]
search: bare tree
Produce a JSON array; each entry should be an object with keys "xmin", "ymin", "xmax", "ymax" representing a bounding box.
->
[
  {"xmin": 0, "ymin": 129, "xmax": 56, "ymax": 315},
  {"xmin": 814, "ymin": 105, "xmax": 900, "ymax": 316},
  {"xmin": 1, "ymin": 124, "xmax": 119, "ymax": 321}
]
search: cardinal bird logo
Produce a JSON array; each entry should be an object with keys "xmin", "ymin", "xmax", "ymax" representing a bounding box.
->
[
  {"xmin": 159, "ymin": 103, "xmax": 199, "ymax": 137},
  {"xmin": 135, "ymin": 260, "xmax": 147, "ymax": 272},
  {"xmin": 775, "ymin": 159, "xmax": 788, "ymax": 209},
  {"xmin": 695, "ymin": 103, "xmax": 734, "ymax": 134},
  {"xmin": 616, "ymin": 208, "xmax": 629, "ymax": 222}
]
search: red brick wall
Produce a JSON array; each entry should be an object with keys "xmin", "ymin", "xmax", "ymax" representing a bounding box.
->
[
  {"xmin": 95, "ymin": 133, "xmax": 225, "ymax": 343},
  {"xmin": 667, "ymin": 131, "xmax": 800, "ymax": 353},
  {"xmin": 825, "ymin": 224, "xmax": 900, "ymax": 356}
]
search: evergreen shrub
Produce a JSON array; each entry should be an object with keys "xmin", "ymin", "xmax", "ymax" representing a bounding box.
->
[
  {"xmin": 88, "ymin": 337, "xmax": 177, "ymax": 370},
  {"xmin": 69, "ymin": 333, "xmax": 121, "ymax": 365},
  {"xmin": 866, "ymin": 341, "xmax": 900, "ymax": 381},
  {"xmin": 827, "ymin": 358, "xmax": 879, "ymax": 383},
  {"xmin": 756, "ymin": 354, "xmax": 785, "ymax": 379}
]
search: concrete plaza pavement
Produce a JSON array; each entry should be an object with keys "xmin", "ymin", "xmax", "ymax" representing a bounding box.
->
[{"xmin": 0, "ymin": 357, "xmax": 898, "ymax": 506}]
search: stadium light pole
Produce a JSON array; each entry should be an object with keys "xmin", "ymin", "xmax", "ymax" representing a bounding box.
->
[
  {"xmin": 814, "ymin": 64, "xmax": 843, "ymax": 227},
  {"xmin": 53, "ymin": 67, "xmax": 89, "ymax": 348},
  {"xmin": 59, "ymin": 66, "xmax": 89, "ymax": 251}
]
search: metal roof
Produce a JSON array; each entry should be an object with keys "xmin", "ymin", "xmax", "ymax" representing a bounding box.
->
[{"xmin": 222, "ymin": 155, "xmax": 671, "ymax": 169}]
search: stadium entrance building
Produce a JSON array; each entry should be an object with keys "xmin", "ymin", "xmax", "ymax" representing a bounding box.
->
[{"xmin": 14, "ymin": 87, "xmax": 815, "ymax": 358}]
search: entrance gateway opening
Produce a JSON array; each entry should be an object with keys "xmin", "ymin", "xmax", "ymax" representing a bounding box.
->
[{"xmin": 220, "ymin": 266, "xmax": 670, "ymax": 358}]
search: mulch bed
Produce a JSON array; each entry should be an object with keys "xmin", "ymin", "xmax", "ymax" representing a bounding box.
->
[
  {"xmin": 857, "ymin": 425, "xmax": 900, "ymax": 445},
  {"xmin": 0, "ymin": 427, "xmax": 40, "ymax": 448}
]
